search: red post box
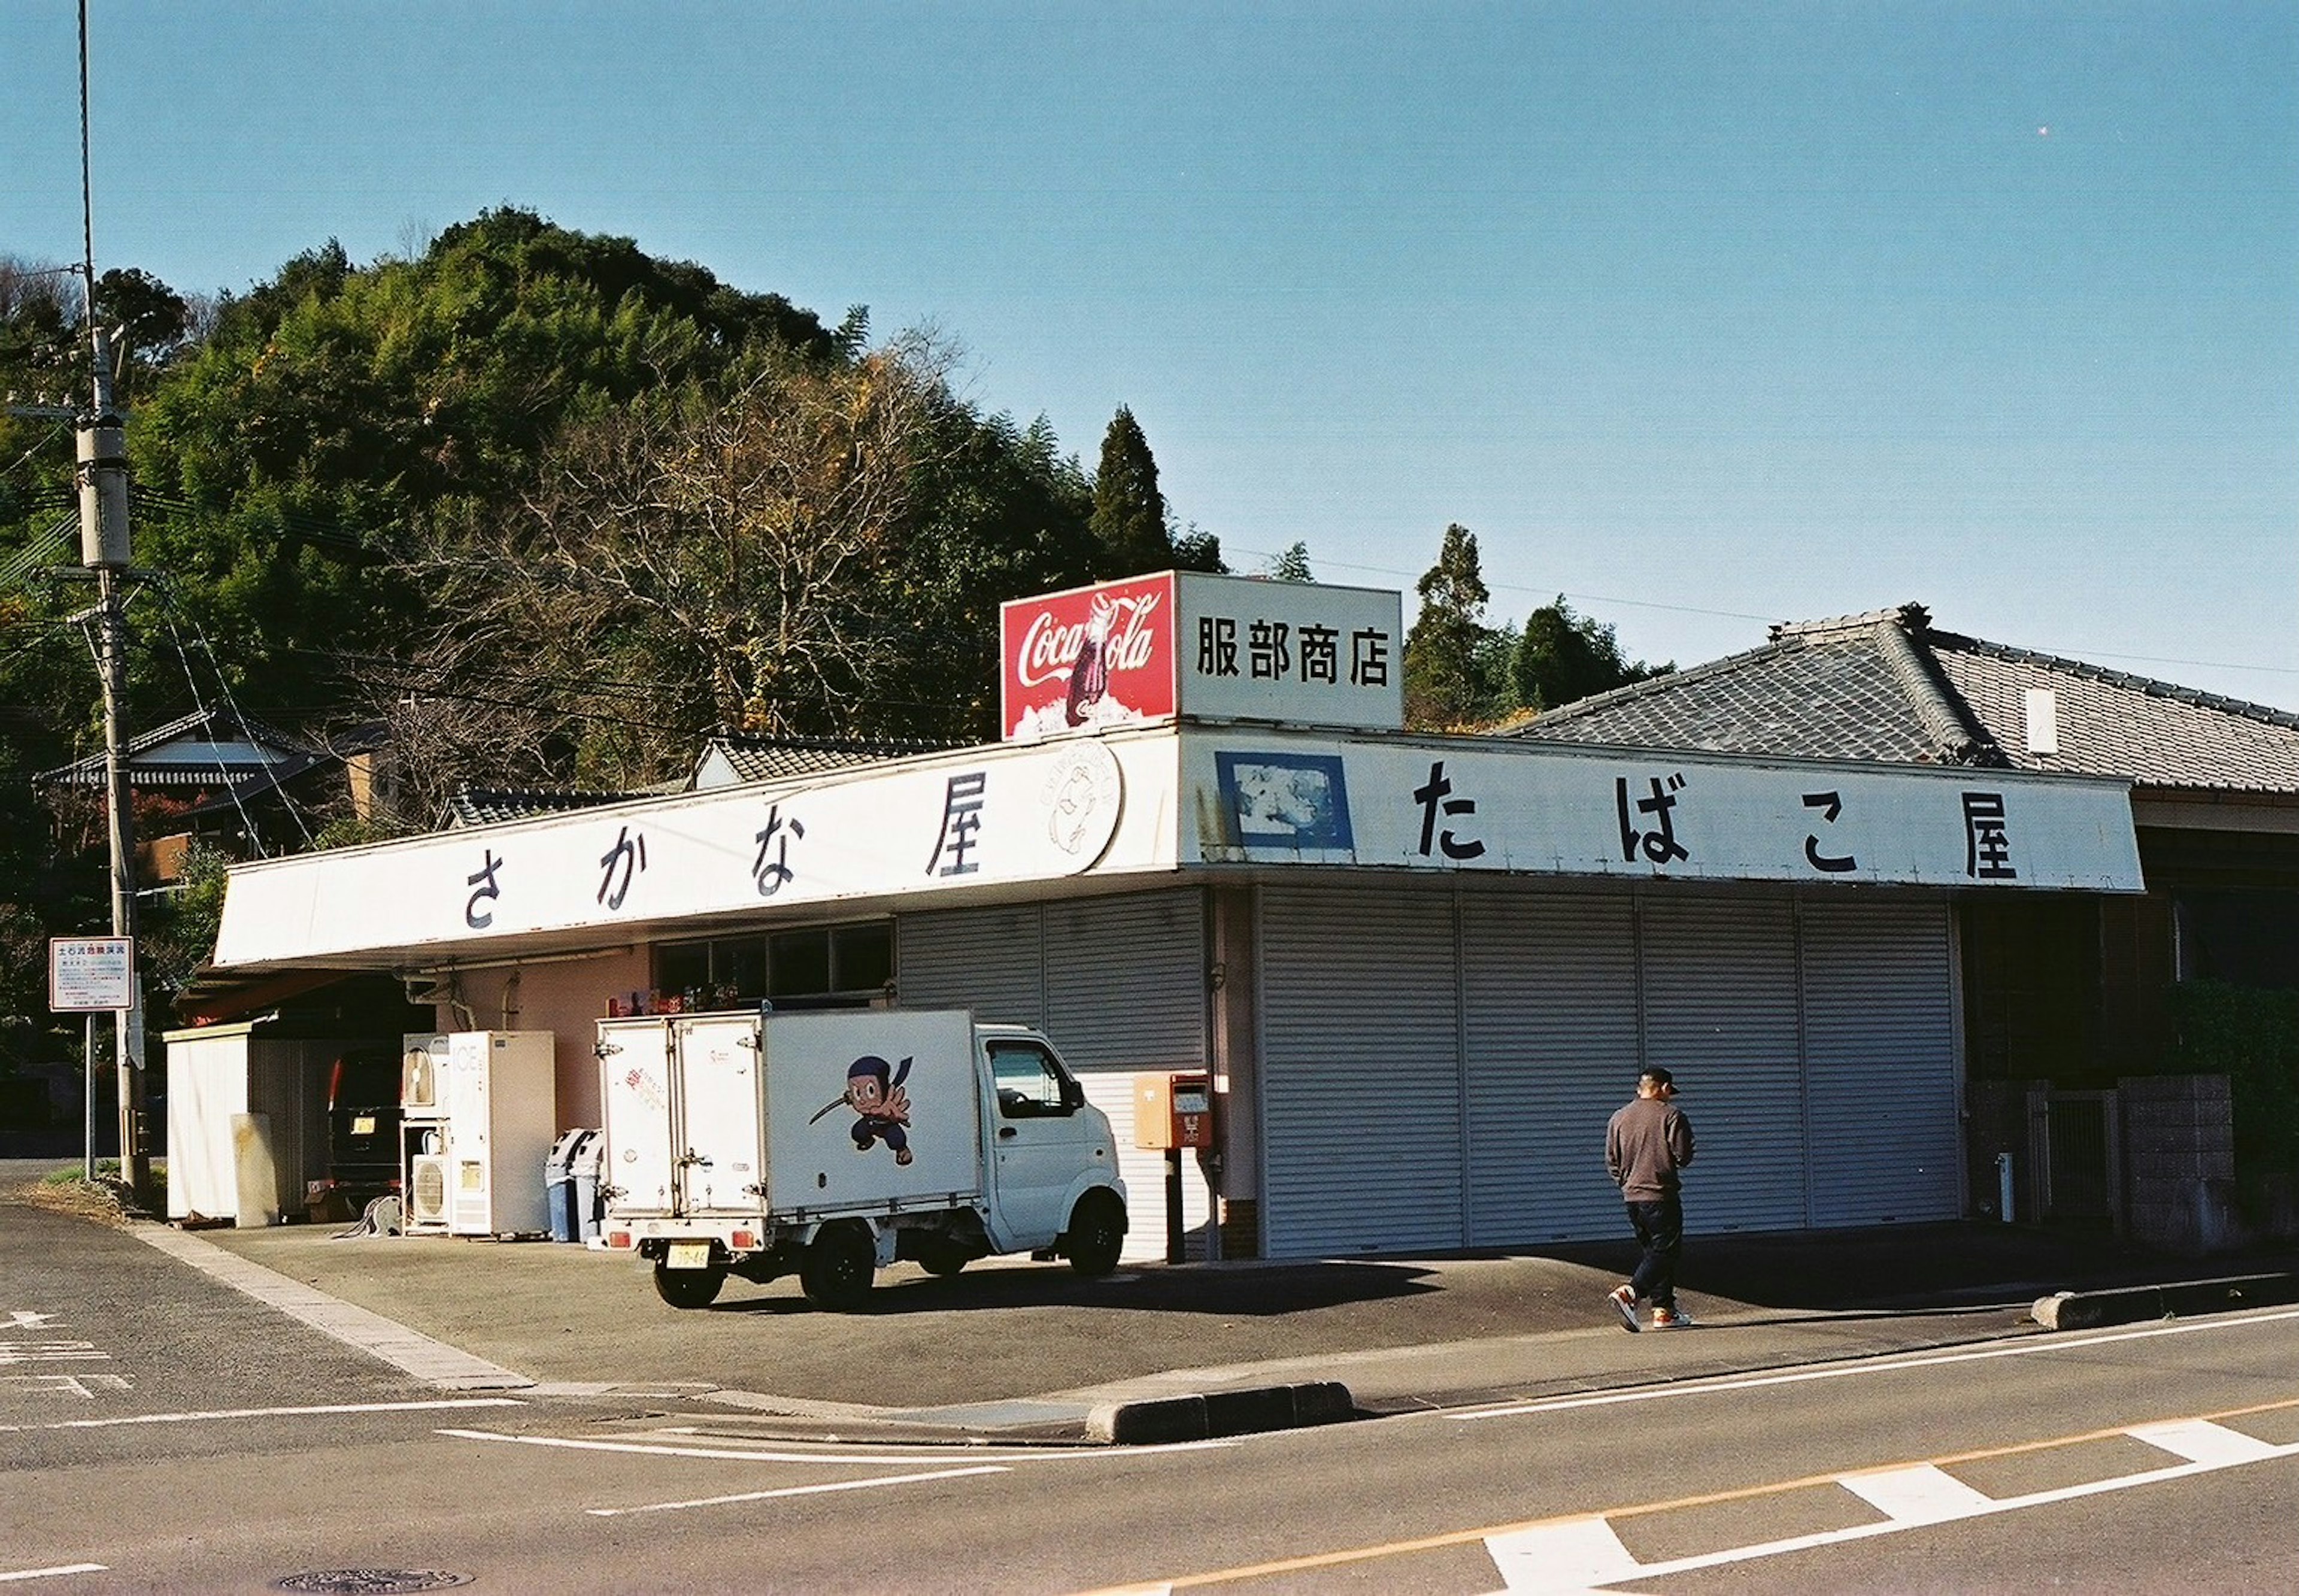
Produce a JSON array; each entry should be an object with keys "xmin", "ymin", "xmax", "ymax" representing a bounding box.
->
[{"xmin": 1134, "ymin": 1070, "xmax": 1213, "ymax": 1150}]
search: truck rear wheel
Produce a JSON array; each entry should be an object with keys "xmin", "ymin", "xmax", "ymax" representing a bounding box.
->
[
  {"xmin": 653, "ymin": 1260, "xmax": 726, "ymax": 1309},
  {"xmin": 1064, "ymin": 1189, "xmax": 1126, "ymax": 1277},
  {"xmin": 800, "ymin": 1221, "xmax": 876, "ymax": 1310}
]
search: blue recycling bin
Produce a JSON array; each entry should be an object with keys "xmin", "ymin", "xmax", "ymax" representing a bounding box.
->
[{"xmin": 545, "ymin": 1129, "xmax": 602, "ymax": 1243}]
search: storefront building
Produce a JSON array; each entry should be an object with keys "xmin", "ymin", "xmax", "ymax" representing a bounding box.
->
[{"xmin": 201, "ymin": 578, "xmax": 2145, "ymax": 1260}]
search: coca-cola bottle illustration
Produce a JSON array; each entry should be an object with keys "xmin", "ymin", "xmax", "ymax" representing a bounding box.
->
[{"xmin": 1064, "ymin": 595, "xmax": 1114, "ymax": 726}]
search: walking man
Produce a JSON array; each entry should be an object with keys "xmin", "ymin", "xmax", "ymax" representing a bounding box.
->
[{"xmin": 1605, "ymin": 1066, "xmax": 1695, "ymax": 1331}]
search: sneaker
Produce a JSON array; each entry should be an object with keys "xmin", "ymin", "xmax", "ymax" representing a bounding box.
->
[
  {"xmin": 1607, "ymin": 1284, "xmax": 1640, "ymax": 1332},
  {"xmin": 1651, "ymin": 1307, "xmax": 1695, "ymax": 1330}
]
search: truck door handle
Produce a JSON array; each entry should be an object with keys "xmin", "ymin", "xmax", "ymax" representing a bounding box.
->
[{"xmin": 997, "ymin": 1126, "xmax": 1017, "ymax": 1139}]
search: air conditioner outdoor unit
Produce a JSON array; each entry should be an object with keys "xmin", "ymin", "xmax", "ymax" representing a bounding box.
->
[
  {"xmin": 401, "ymin": 1034, "xmax": 447, "ymax": 1121},
  {"xmin": 405, "ymin": 1154, "xmax": 451, "ymax": 1232}
]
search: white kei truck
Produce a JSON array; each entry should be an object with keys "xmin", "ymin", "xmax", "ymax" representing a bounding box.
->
[{"xmin": 595, "ymin": 1008, "xmax": 1129, "ymax": 1310}]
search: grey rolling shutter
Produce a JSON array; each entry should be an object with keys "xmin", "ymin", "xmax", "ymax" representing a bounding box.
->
[
  {"xmin": 1044, "ymin": 893, "xmax": 1211, "ymax": 1262},
  {"xmin": 1639, "ymin": 893, "xmax": 1805, "ymax": 1232},
  {"xmin": 895, "ymin": 904, "xmax": 1046, "ymax": 1027},
  {"xmin": 1260, "ymin": 884, "xmax": 1463, "ymax": 1257},
  {"xmin": 1462, "ymin": 888, "xmax": 1641, "ymax": 1244},
  {"xmin": 1801, "ymin": 897, "xmax": 1960, "ymax": 1225},
  {"xmin": 899, "ymin": 892, "xmax": 1207, "ymax": 1263}
]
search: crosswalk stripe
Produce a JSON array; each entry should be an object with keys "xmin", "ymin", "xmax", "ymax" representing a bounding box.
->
[
  {"xmin": 1839, "ymin": 1463, "xmax": 1995, "ymax": 1525},
  {"xmin": 2126, "ymin": 1418, "xmax": 2282, "ymax": 1466},
  {"xmin": 1484, "ymin": 1516, "xmax": 1641, "ymax": 1593}
]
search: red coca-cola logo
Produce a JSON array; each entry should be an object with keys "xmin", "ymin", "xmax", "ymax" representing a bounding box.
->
[
  {"xmin": 1001, "ymin": 574, "xmax": 1178, "ymax": 738},
  {"xmin": 1013, "ymin": 591, "xmax": 1163, "ymax": 688}
]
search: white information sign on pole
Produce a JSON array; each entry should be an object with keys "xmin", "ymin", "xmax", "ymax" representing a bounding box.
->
[{"xmin": 50, "ymin": 937, "xmax": 136, "ymax": 1012}]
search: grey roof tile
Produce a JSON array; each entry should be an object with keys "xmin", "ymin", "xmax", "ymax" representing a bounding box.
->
[
  {"xmin": 1929, "ymin": 635, "xmax": 2299, "ymax": 792},
  {"xmin": 700, "ymin": 732, "xmax": 957, "ymax": 784},
  {"xmin": 1505, "ymin": 606, "xmax": 2299, "ymax": 796},
  {"xmin": 446, "ymin": 788, "xmax": 633, "ymax": 828}
]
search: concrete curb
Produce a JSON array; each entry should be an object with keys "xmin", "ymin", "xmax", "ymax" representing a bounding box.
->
[
  {"xmin": 1085, "ymin": 1380, "xmax": 1356, "ymax": 1445},
  {"xmin": 134, "ymin": 1223, "xmax": 535, "ymax": 1391},
  {"xmin": 2030, "ymin": 1271, "xmax": 2299, "ymax": 1333}
]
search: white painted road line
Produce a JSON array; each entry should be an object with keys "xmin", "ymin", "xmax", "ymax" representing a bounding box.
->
[
  {"xmin": 442, "ymin": 1428, "xmax": 1232, "ymax": 1467},
  {"xmin": 2, "ymin": 1397, "xmax": 524, "ymax": 1433},
  {"xmin": 2127, "ymin": 1417, "xmax": 2283, "ymax": 1466},
  {"xmin": 1452, "ymin": 1304, "xmax": 2299, "ymax": 1423},
  {"xmin": 0, "ymin": 1567, "xmax": 106, "ymax": 1585},
  {"xmin": 438, "ymin": 1428, "xmax": 947, "ymax": 1464},
  {"xmin": 1838, "ymin": 1463, "xmax": 1995, "ymax": 1525},
  {"xmin": 1472, "ymin": 1431, "xmax": 2299, "ymax": 1593},
  {"xmin": 1484, "ymin": 1516, "xmax": 1641, "ymax": 1594},
  {"xmin": 586, "ymin": 1464, "xmax": 1010, "ymax": 1518}
]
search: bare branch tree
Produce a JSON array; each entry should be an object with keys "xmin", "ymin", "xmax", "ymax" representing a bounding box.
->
[{"xmin": 390, "ymin": 333, "xmax": 954, "ymax": 799}]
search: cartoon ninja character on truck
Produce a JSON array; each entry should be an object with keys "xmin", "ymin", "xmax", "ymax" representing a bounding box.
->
[{"xmin": 811, "ymin": 1054, "xmax": 914, "ymax": 1166}]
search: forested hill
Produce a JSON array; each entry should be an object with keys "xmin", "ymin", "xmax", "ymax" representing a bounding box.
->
[{"xmin": 4, "ymin": 207, "xmax": 1205, "ymax": 825}]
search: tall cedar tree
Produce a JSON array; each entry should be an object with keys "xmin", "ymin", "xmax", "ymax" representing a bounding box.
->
[
  {"xmin": 1513, "ymin": 596, "xmax": 1670, "ymax": 712},
  {"xmin": 1403, "ymin": 524, "xmax": 1493, "ymax": 729},
  {"xmin": 1089, "ymin": 406, "xmax": 1170, "ymax": 576}
]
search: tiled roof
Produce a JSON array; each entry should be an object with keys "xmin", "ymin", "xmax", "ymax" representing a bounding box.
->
[
  {"xmin": 35, "ymin": 707, "xmax": 327, "ymax": 790},
  {"xmin": 1505, "ymin": 604, "xmax": 2299, "ymax": 796},
  {"xmin": 1928, "ymin": 634, "xmax": 2299, "ymax": 792},
  {"xmin": 446, "ymin": 787, "xmax": 635, "ymax": 828},
  {"xmin": 697, "ymin": 732, "xmax": 958, "ymax": 785}
]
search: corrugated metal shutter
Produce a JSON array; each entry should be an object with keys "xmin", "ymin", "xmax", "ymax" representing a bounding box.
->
[
  {"xmin": 1461, "ymin": 889, "xmax": 1640, "ymax": 1244},
  {"xmin": 1801, "ymin": 897, "xmax": 1960, "ymax": 1226},
  {"xmin": 1639, "ymin": 893, "xmax": 1805, "ymax": 1232},
  {"xmin": 1261, "ymin": 884, "xmax": 1463, "ymax": 1257},
  {"xmin": 896, "ymin": 903, "xmax": 1046, "ymax": 1028},
  {"xmin": 898, "ymin": 891, "xmax": 1208, "ymax": 1263},
  {"xmin": 1045, "ymin": 893, "xmax": 1211, "ymax": 1262}
]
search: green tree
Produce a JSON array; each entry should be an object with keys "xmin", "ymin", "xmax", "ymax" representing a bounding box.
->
[
  {"xmin": 1262, "ymin": 540, "xmax": 1314, "ymax": 582},
  {"xmin": 1512, "ymin": 596, "xmax": 1671, "ymax": 713},
  {"xmin": 1089, "ymin": 406, "xmax": 1170, "ymax": 576},
  {"xmin": 1403, "ymin": 524, "xmax": 1497, "ymax": 729}
]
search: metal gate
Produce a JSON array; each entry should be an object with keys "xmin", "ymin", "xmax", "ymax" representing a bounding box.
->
[{"xmin": 2030, "ymin": 1089, "xmax": 2121, "ymax": 1226}]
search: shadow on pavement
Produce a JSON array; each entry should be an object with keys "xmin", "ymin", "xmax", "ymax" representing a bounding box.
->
[
  {"xmin": 704, "ymin": 1259, "xmax": 1447, "ymax": 1317},
  {"xmin": 1492, "ymin": 1221, "xmax": 2299, "ymax": 1313}
]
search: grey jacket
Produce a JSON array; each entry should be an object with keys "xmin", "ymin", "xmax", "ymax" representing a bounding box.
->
[{"xmin": 1606, "ymin": 1097, "xmax": 1694, "ymax": 1201}]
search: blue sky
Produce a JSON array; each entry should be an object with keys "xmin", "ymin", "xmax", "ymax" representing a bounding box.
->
[{"xmin": 5, "ymin": 2, "xmax": 2294, "ymax": 706}]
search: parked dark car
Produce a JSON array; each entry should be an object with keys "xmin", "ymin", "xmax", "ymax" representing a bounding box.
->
[{"xmin": 323, "ymin": 1048, "xmax": 404, "ymax": 1209}]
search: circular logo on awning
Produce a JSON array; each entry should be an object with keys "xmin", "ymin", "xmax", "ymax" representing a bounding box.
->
[{"xmin": 1039, "ymin": 740, "xmax": 1123, "ymax": 872}]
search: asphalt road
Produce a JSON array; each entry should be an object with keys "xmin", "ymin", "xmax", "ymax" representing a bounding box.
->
[{"xmin": 6, "ymin": 1182, "xmax": 2298, "ymax": 1592}]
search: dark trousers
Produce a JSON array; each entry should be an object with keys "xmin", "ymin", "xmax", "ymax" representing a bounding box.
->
[{"xmin": 1626, "ymin": 1194, "xmax": 1683, "ymax": 1310}]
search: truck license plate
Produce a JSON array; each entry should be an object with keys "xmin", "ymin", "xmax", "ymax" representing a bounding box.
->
[{"xmin": 666, "ymin": 1242, "xmax": 711, "ymax": 1270}]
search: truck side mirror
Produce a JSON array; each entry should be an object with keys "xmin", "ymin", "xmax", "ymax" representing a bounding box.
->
[{"xmin": 1061, "ymin": 1078, "xmax": 1084, "ymax": 1112}]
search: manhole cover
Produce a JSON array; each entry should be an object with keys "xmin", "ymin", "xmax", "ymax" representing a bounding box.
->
[{"xmin": 272, "ymin": 1573, "xmax": 472, "ymax": 1594}]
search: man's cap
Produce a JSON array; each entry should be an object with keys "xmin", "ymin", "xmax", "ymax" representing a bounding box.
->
[{"xmin": 1640, "ymin": 1066, "xmax": 1675, "ymax": 1090}]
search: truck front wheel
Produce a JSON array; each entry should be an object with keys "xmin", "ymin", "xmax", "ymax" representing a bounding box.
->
[
  {"xmin": 1063, "ymin": 1189, "xmax": 1126, "ymax": 1277},
  {"xmin": 800, "ymin": 1221, "xmax": 876, "ymax": 1310},
  {"xmin": 653, "ymin": 1260, "xmax": 726, "ymax": 1309}
]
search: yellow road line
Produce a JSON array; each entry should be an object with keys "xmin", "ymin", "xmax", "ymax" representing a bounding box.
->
[{"xmin": 1078, "ymin": 1391, "xmax": 2299, "ymax": 1592}]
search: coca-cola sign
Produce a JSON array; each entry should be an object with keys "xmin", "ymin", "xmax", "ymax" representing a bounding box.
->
[{"xmin": 1002, "ymin": 574, "xmax": 1178, "ymax": 741}]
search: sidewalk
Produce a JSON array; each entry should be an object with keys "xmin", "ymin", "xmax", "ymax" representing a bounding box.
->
[{"xmin": 168, "ymin": 1218, "xmax": 2299, "ymax": 1443}]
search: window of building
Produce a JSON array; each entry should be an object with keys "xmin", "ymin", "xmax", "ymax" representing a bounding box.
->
[{"xmin": 653, "ymin": 920, "xmax": 893, "ymax": 1009}]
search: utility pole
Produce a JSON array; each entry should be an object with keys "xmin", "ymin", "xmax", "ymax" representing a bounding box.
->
[
  {"xmin": 72, "ymin": 0, "xmax": 146, "ymax": 1197},
  {"xmin": 78, "ymin": 321, "xmax": 148, "ymax": 1199}
]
